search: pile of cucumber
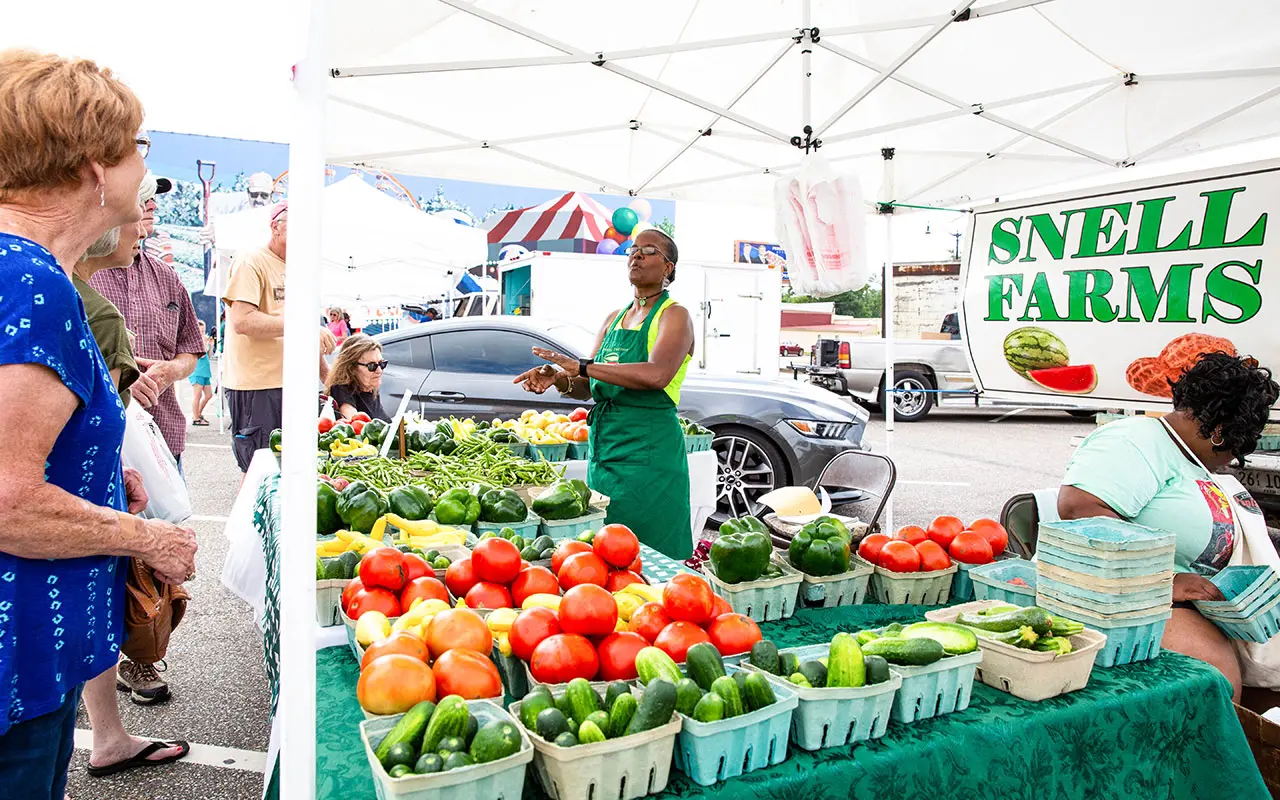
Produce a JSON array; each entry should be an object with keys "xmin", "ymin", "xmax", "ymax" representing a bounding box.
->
[
  {"xmin": 748, "ymin": 634, "xmax": 892, "ymax": 689},
  {"xmin": 634, "ymin": 643, "xmax": 777, "ymax": 723},
  {"xmin": 373, "ymin": 695, "xmax": 523, "ymax": 779},
  {"xmin": 479, "ymin": 528, "xmax": 556, "ymax": 563},
  {"xmin": 517, "ymin": 677, "xmax": 676, "ymax": 747},
  {"xmin": 854, "ymin": 621, "xmax": 979, "ymax": 666},
  {"xmin": 954, "ymin": 604, "xmax": 1084, "ymax": 655}
]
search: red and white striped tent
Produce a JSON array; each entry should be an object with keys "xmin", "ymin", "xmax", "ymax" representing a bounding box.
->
[{"xmin": 483, "ymin": 191, "xmax": 613, "ymax": 259}]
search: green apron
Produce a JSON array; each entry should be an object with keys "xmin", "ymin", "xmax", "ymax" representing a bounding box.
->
[{"xmin": 587, "ymin": 292, "xmax": 693, "ymax": 560}]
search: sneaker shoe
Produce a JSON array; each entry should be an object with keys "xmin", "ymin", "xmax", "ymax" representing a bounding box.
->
[{"xmin": 116, "ymin": 658, "xmax": 170, "ymax": 705}]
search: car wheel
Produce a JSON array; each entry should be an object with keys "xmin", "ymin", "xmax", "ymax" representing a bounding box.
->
[
  {"xmin": 879, "ymin": 370, "xmax": 934, "ymax": 422},
  {"xmin": 710, "ymin": 426, "xmax": 787, "ymax": 525}
]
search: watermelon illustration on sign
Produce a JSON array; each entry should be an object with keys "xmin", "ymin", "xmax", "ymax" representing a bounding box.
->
[
  {"xmin": 1027, "ymin": 365, "xmax": 1098, "ymax": 394},
  {"xmin": 1002, "ymin": 327, "xmax": 1069, "ymax": 377}
]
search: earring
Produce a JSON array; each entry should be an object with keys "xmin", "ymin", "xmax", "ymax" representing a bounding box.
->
[
  {"xmin": 1211, "ymin": 432, "xmax": 1225, "ymax": 447},
  {"xmin": 99, "ymin": 185, "xmax": 105, "ymax": 207}
]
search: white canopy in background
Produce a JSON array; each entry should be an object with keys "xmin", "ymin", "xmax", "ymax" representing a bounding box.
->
[{"xmin": 213, "ymin": 174, "xmax": 486, "ymax": 305}]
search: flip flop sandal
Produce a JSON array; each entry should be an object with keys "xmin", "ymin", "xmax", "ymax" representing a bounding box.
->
[
  {"xmin": 86, "ymin": 740, "xmax": 190, "ymax": 777},
  {"xmin": 192, "ymin": 418, "xmax": 209, "ymax": 426}
]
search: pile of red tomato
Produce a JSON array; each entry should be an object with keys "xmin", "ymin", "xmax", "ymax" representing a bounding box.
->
[
  {"xmin": 341, "ymin": 547, "xmax": 450, "ymax": 619},
  {"xmin": 858, "ymin": 516, "xmax": 1009, "ymax": 573}
]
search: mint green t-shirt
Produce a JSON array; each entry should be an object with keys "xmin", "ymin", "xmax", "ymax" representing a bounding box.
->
[{"xmin": 1063, "ymin": 416, "xmax": 1237, "ymax": 575}]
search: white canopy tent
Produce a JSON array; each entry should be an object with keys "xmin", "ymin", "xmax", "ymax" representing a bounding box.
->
[{"xmin": 276, "ymin": 4, "xmax": 1280, "ymax": 793}]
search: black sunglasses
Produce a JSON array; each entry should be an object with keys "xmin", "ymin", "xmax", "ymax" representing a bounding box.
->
[{"xmin": 359, "ymin": 360, "xmax": 389, "ymax": 372}]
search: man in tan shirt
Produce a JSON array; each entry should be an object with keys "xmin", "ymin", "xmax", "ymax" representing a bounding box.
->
[{"xmin": 222, "ymin": 202, "xmax": 336, "ymax": 471}]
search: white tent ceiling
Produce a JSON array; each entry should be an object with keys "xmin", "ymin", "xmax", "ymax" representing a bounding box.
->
[{"xmin": 321, "ymin": 0, "xmax": 1280, "ymax": 209}]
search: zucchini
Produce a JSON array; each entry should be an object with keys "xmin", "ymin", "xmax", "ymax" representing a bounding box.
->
[
  {"xmin": 901, "ymin": 621, "xmax": 979, "ymax": 655},
  {"xmin": 778, "ymin": 652, "xmax": 801, "ymax": 677},
  {"xmin": 604, "ymin": 681, "xmax": 631, "ymax": 711},
  {"xmin": 691, "ymin": 692, "xmax": 725, "ymax": 723},
  {"xmin": 957, "ymin": 607, "xmax": 1052, "ymax": 636},
  {"xmin": 413, "ymin": 753, "xmax": 443, "ymax": 774},
  {"xmin": 635, "ymin": 647, "xmax": 683, "ymax": 686},
  {"xmin": 535, "ymin": 707, "xmax": 570, "ymax": 741},
  {"xmin": 749, "ymin": 640, "xmax": 780, "ymax": 674},
  {"xmin": 798, "ymin": 660, "xmax": 828, "ymax": 688},
  {"xmin": 742, "ymin": 672, "xmax": 776, "ymax": 711},
  {"xmin": 789, "ymin": 673, "xmax": 812, "ymax": 688},
  {"xmin": 861, "ymin": 636, "xmax": 945, "ymax": 666},
  {"xmin": 675, "ymin": 678, "xmax": 704, "ymax": 716},
  {"xmin": 1049, "ymin": 615, "xmax": 1085, "ymax": 637},
  {"xmin": 518, "ymin": 692, "xmax": 554, "ymax": 731},
  {"xmin": 1033, "ymin": 636, "xmax": 1073, "ymax": 655},
  {"xmin": 826, "ymin": 632, "xmax": 865, "ymax": 688},
  {"xmin": 978, "ymin": 625, "xmax": 1039, "ymax": 648},
  {"xmin": 710, "ymin": 675, "xmax": 744, "ymax": 718},
  {"xmin": 864, "ymin": 655, "xmax": 890, "ymax": 685},
  {"xmin": 469, "ymin": 720, "xmax": 522, "ymax": 764},
  {"xmin": 553, "ymin": 731, "xmax": 579, "ymax": 748},
  {"xmin": 375, "ymin": 700, "xmax": 435, "ymax": 763},
  {"xmin": 980, "ymin": 604, "xmax": 1020, "ymax": 616},
  {"xmin": 685, "ymin": 642, "xmax": 726, "ymax": 691},
  {"xmin": 565, "ymin": 678, "xmax": 602, "ymax": 726},
  {"xmin": 624, "ymin": 679, "xmax": 677, "ymax": 734},
  {"xmin": 442, "ymin": 752, "xmax": 473, "ymax": 771},
  {"xmin": 420, "ymin": 696, "xmax": 469, "ymax": 757},
  {"xmin": 607, "ymin": 692, "xmax": 638, "ymax": 737}
]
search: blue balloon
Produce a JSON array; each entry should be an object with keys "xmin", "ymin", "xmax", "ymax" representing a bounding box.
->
[
  {"xmin": 595, "ymin": 239, "xmax": 619, "ymax": 255},
  {"xmin": 616, "ymin": 239, "xmax": 633, "ymax": 254}
]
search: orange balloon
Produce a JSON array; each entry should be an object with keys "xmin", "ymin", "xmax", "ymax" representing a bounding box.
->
[
  {"xmin": 360, "ymin": 630, "xmax": 428, "ymax": 671},
  {"xmin": 357, "ymin": 653, "xmax": 436, "ymax": 715},
  {"xmin": 425, "ymin": 608, "xmax": 493, "ymax": 660},
  {"xmin": 606, "ymin": 226, "xmax": 627, "ymax": 244}
]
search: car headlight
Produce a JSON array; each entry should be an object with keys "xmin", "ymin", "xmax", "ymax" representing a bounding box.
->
[{"xmin": 785, "ymin": 419, "xmax": 852, "ymax": 439}]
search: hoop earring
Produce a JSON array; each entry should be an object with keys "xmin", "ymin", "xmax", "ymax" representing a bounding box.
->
[{"xmin": 1211, "ymin": 432, "xmax": 1225, "ymax": 447}]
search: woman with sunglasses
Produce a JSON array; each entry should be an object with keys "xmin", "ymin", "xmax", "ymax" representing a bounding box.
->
[
  {"xmin": 325, "ymin": 334, "xmax": 392, "ymax": 422},
  {"xmin": 1059, "ymin": 351, "xmax": 1279, "ymax": 701},
  {"xmin": 514, "ymin": 228, "xmax": 696, "ymax": 560}
]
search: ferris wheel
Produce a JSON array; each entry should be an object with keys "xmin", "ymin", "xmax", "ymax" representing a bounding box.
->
[{"xmin": 267, "ymin": 167, "xmax": 422, "ymax": 209}]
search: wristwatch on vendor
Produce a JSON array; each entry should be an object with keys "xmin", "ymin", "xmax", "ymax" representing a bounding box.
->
[{"xmin": 578, "ymin": 357, "xmax": 593, "ymax": 378}]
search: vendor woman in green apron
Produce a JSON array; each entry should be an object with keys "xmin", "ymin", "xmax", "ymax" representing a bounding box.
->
[{"xmin": 514, "ymin": 228, "xmax": 695, "ymax": 560}]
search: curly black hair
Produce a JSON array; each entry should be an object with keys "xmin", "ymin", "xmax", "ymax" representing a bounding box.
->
[{"xmin": 1170, "ymin": 351, "xmax": 1279, "ymax": 461}]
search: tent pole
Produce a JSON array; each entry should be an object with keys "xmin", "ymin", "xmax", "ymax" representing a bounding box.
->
[
  {"xmin": 279, "ymin": 0, "xmax": 327, "ymax": 796},
  {"xmin": 881, "ymin": 147, "xmax": 896, "ymax": 534},
  {"xmin": 801, "ymin": 0, "xmax": 812, "ymax": 131}
]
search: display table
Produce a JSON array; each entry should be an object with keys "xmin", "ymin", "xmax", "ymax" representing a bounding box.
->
[{"xmin": 316, "ymin": 599, "xmax": 1267, "ymax": 800}]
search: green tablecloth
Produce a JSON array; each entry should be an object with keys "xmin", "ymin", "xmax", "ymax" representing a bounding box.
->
[{"xmin": 316, "ymin": 602, "xmax": 1267, "ymax": 799}]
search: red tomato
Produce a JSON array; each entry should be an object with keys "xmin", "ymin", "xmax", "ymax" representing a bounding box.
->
[
  {"xmin": 340, "ymin": 576, "xmax": 364, "ymax": 614},
  {"xmin": 425, "ymin": 608, "xmax": 491, "ymax": 659},
  {"xmin": 706, "ymin": 613, "xmax": 763, "ymax": 656},
  {"xmin": 401, "ymin": 553, "xmax": 431, "ymax": 583},
  {"xmin": 361, "ymin": 631, "xmax": 428, "ymax": 670},
  {"xmin": 472, "ymin": 538, "xmax": 522, "ymax": 584},
  {"xmin": 569, "ymin": 407, "xmax": 588, "ymax": 423},
  {"xmin": 358, "ymin": 654, "xmax": 435, "ymax": 715},
  {"xmin": 662, "ymin": 573, "xmax": 714, "ymax": 624},
  {"xmin": 969, "ymin": 518, "xmax": 1009, "ymax": 555},
  {"xmin": 465, "ymin": 581, "xmax": 513, "ymax": 609},
  {"xmin": 605, "ymin": 570, "xmax": 645, "ymax": 593},
  {"xmin": 444, "ymin": 558, "xmax": 478, "ymax": 598},
  {"xmin": 530, "ymin": 633, "xmax": 599, "ymax": 683},
  {"xmin": 893, "ymin": 526, "xmax": 928, "ymax": 547},
  {"xmin": 593, "ymin": 524, "xmax": 640, "ymax": 569},
  {"xmin": 509, "ymin": 607, "xmax": 561, "ymax": 662},
  {"xmin": 432, "ymin": 648, "xmax": 502, "ymax": 699},
  {"xmin": 350, "ymin": 412, "xmax": 372, "ymax": 423},
  {"xmin": 351, "ymin": 419, "xmax": 366, "ymax": 435},
  {"xmin": 348, "ymin": 587, "xmax": 401, "ymax": 618},
  {"xmin": 511, "ymin": 566, "xmax": 560, "ymax": 607},
  {"xmin": 399, "ymin": 576, "xmax": 449, "ymax": 610},
  {"xmin": 551, "ymin": 541, "xmax": 592, "ymax": 574},
  {"xmin": 329, "ymin": 477, "xmax": 350, "ymax": 492},
  {"xmin": 708, "ymin": 593, "xmax": 733, "ymax": 620},
  {"xmin": 949, "ymin": 532, "xmax": 995, "ymax": 565},
  {"xmin": 558, "ymin": 552, "xmax": 610, "ymax": 590},
  {"xmin": 359, "ymin": 548, "xmax": 407, "ymax": 593},
  {"xmin": 857, "ymin": 533, "xmax": 891, "ymax": 566},
  {"xmin": 318, "ymin": 417, "xmax": 335, "ymax": 434},
  {"xmin": 914, "ymin": 539, "xmax": 953, "ymax": 572},
  {"xmin": 628, "ymin": 602, "xmax": 672, "ymax": 643},
  {"xmin": 879, "ymin": 540, "xmax": 922, "ymax": 573},
  {"xmin": 596, "ymin": 632, "xmax": 649, "ymax": 681},
  {"xmin": 558, "ymin": 584, "xmax": 618, "ymax": 636},
  {"xmin": 926, "ymin": 516, "xmax": 965, "ymax": 551},
  {"xmin": 628, "ymin": 555, "xmax": 643, "ymax": 575},
  {"xmin": 653, "ymin": 621, "xmax": 711, "ymax": 663}
]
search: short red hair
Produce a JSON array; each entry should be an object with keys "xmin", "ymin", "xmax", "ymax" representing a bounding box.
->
[{"xmin": 0, "ymin": 49, "xmax": 144, "ymax": 201}]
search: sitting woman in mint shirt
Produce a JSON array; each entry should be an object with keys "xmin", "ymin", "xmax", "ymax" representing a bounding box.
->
[
  {"xmin": 0, "ymin": 50, "xmax": 197, "ymax": 799},
  {"xmin": 1059, "ymin": 352, "xmax": 1279, "ymax": 702}
]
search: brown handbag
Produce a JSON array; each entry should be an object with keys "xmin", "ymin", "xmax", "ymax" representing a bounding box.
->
[{"xmin": 121, "ymin": 557, "xmax": 190, "ymax": 664}]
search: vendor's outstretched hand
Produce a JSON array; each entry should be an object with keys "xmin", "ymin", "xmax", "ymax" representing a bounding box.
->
[
  {"xmin": 514, "ymin": 364, "xmax": 559, "ymax": 394},
  {"xmin": 1172, "ymin": 572, "xmax": 1224, "ymax": 602},
  {"xmin": 532, "ymin": 347, "xmax": 578, "ymax": 376}
]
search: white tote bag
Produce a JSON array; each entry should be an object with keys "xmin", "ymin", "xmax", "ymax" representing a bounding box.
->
[{"xmin": 121, "ymin": 403, "xmax": 193, "ymax": 524}]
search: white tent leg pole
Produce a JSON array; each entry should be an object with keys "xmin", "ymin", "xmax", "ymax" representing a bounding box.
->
[
  {"xmin": 801, "ymin": 0, "xmax": 812, "ymax": 128},
  {"xmin": 882, "ymin": 148, "xmax": 896, "ymax": 533},
  {"xmin": 279, "ymin": 1, "xmax": 327, "ymax": 797}
]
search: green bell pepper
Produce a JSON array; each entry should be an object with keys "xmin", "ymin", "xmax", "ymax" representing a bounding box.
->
[
  {"xmin": 531, "ymin": 481, "xmax": 586, "ymax": 520},
  {"xmin": 435, "ymin": 420, "xmax": 455, "ymax": 439},
  {"xmin": 488, "ymin": 428, "xmax": 520, "ymax": 444},
  {"xmin": 435, "ymin": 488, "xmax": 481, "ymax": 525},
  {"xmin": 387, "ymin": 486, "xmax": 434, "ymax": 520},
  {"xmin": 787, "ymin": 516, "xmax": 852, "ymax": 577},
  {"xmin": 360, "ymin": 419, "xmax": 389, "ymax": 447},
  {"xmin": 566, "ymin": 479, "xmax": 592, "ymax": 511},
  {"xmin": 331, "ymin": 423, "xmax": 355, "ymax": 440},
  {"xmin": 318, "ymin": 431, "xmax": 342, "ymax": 453},
  {"xmin": 479, "ymin": 488, "xmax": 528, "ymax": 524},
  {"xmin": 335, "ymin": 481, "xmax": 389, "ymax": 534},
  {"xmin": 718, "ymin": 516, "xmax": 769, "ymax": 537},
  {"xmin": 424, "ymin": 432, "xmax": 453, "ymax": 455},
  {"xmin": 316, "ymin": 481, "xmax": 342, "ymax": 534},
  {"xmin": 709, "ymin": 527, "xmax": 772, "ymax": 584},
  {"xmin": 269, "ymin": 428, "xmax": 283, "ymax": 453}
]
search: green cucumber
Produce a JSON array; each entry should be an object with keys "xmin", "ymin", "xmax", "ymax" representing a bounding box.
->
[
  {"xmin": 855, "ymin": 630, "xmax": 880, "ymax": 646},
  {"xmin": 710, "ymin": 675, "xmax": 744, "ymax": 718},
  {"xmin": 565, "ymin": 678, "xmax": 602, "ymax": 725},
  {"xmin": 861, "ymin": 636, "xmax": 945, "ymax": 666},
  {"xmin": 691, "ymin": 692, "xmax": 725, "ymax": 723},
  {"xmin": 957, "ymin": 607, "xmax": 1052, "ymax": 636},
  {"xmin": 864, "ymin": 655, "xmax": 891, "ymax": 685},
  {"xmin": 584, "ymin": 710, "xmax": 610, "ymax": 734},
  {"xmin": 798, "ymin": 660, "xmax": 828, "ymax": 688},
  {"xmin": 826, "ymin": 632, "xmax": 865, "ymax": 688},
  {"xmin": 383, "ymin": 742, "xmax": 416, "ymax": 771},
  {"xmin": 604, "ymin": 681, "xmax": 632, "ymax": 711},
  {"xmin": 789, "ymin": 673, "xmax": 812, "ymax": 688},
  {"xmin": 555, "ymin": 692, "xmax": 577, "ymax": 725},
  {"xmin": 674, "ymin": 678, "xmax": 704, "ymax": 716},
  {"xmin": 375, "ymin": 700, "xmax": 435, "ymax": 763},
  {"xmin": 553, "ymin": 731, "xmax": 578, "ymax": 748},
  {"xmin": 778, "ymin": 652, "xmax": 801, "ymax": 677},
  {"xmin": 413, "ymin": 753, "xmax": 443, "ymax": 774},
  {"xmin": 435, "ymin": 735, "xmax": 466, "ymax": 756},
  {"xmin": 624, "ymin": 679, "xmax": 677, "ymax": 734},
  {"xmin": 420, "ymin": 696, "xmax": 469, "ymax": 757},
  {"xmin": 733, "ymin": 671, "xmax": 748, "ymax": 693},
  {"xmin": 607, "ymin": 692, "xmax": 638, "ymax": 737},
  {"xmin": 742, "ymin": 672, "xmax": 776, "ymax": 711},
  {"xmin": 388, "ymin": 764, "xmax": 412, "ymax": 779},
  {"xmin": 442, "ymin": 752, "xmax": 473, "ymax": 771},
  {"xmin": 535, "ymin": 707, "xmax": 570, "ymax": 741},
  {"xmin": 518, "ymin": 692, "xmax": 554, "ymax": 731},
  {"xmin": 880, "ymin": 622, "xmax": 904, "ymax": 636},
  {"xmin": 578, "ymin": 720, "xmax": 607, "ymax": 744},
  {"xmin": 748, "ymin": 640, "xmax": 780, "ymax": 674},
  {"xmin": 635, "ymin": 647, "xmax": 683, "ymax": 686},
  {"xmin": 469, "ymin": 720, "xmax": 522, "ymax": 764},
  {"xmin": 685, "ymin": 643, "xmax": 726, "ymax": 691},
  {"xmin": 901, "ymin": 621, "xmax": 979, "ymax": 655},
  {"xmin": 463, "ymin": 714, "xmax": 479, "ymax": 748}
]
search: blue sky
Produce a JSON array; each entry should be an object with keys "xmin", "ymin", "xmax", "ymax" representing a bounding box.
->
[{"xmin": 148, "ymin": 131, "xmax": 677, "ymax": 224}]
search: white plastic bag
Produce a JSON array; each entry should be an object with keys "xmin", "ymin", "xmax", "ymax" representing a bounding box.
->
[
  {"xmin": 1218, "ymin": 471, "xmax": 1280, "ymax": 689},
  {"xmin": 775, "ymin": 154, "xmax": 871, "ymax": 297},
  {"xmin": 121, "ymin": 403, "xmax": 192, "ymax": 523}
]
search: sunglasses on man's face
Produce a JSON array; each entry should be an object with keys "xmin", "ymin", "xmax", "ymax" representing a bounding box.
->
[
  {"xmin": 249, "ymin": 191, "xmax": 270, "ymax": 199},
  {"xmin": 359, "ymin": 360, "xmax": 389, "ymax": 372}
]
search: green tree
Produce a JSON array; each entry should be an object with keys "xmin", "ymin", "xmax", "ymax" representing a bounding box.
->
[
  {"xmin": 656, "ymin": 217, "xmax": 675, "ymax": 238},
  {"xmin": 783, "ymin": 285, "xmax": 883, "ymax": 318}
]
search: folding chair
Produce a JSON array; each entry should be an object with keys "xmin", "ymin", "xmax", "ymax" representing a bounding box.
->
[
  {"xmin": 815, "ymin": 450, "xmax": 896, "ymax": 537},
  {"xmin": 1000, "ymin": 492, "xmax": 1040, "ymax": 559}
]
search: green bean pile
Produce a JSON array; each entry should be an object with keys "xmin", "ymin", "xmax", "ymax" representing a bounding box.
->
[{"xmin": 321, "ymin": 437, "xmax": 563, "ymax": 493}]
